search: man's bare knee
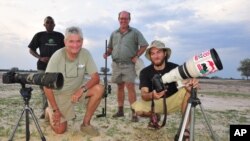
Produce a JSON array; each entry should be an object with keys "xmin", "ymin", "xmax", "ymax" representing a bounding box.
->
[
  {"xmin": 135, "ymin": 111, "xmax": 151, "ymax": 117},
  {"xmin": 88, "ymin": 84, "xmax": 104, "ymax": 96},
  {"xmin": 52, "ymin": 122, "xmax": 67, "ymax": 134}
]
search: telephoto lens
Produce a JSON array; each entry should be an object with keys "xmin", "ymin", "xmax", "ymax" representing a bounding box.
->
[{"xmin": 2, "ymin": 68, "xmax": 64, "ymax": 89}]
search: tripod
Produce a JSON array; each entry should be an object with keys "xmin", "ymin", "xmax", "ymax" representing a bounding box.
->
[
  {"xmin": 176, "ymin": 87, "xmax": 218, "ymax": 141},
  {"xmin": 8, "ymin": 83, "xmax": 46, "ymax": 141},
  {"xmin": 96, "ymin": 83, "xmax": 111, "ymax": 117},
  {"xmin": 97, "ymin": 39, "xmax": 111, "ymax": 118}
]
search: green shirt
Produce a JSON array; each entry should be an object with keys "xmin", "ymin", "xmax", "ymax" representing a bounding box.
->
[
  {"xmin": 46, "ymin": 48, "xmax": 98, "ymax": 96},
  {"xmin": 108, "ymin": 27, "xmax": 148, "ymax": 63}
]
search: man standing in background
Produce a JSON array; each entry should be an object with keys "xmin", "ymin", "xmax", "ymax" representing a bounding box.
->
[
  {"xmin": 28, "ymin": 16, "xmax": 64, "ymax": 119},
  {"xmin": 103, "ymin": 11, "xmax": 148, "ymax": 122}
]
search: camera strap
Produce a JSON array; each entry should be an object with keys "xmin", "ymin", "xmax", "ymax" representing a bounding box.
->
[{"xmin": 149, "ymin": 92, "xmax": 167, "ymax": 129}]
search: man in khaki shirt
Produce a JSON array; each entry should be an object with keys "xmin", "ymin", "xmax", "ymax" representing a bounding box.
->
[
  {"xmin": 103, "ymin": 11, "xmax": 148, "ymax": 122},
  {"xmin": 44, "ymin": 26, "xmax": 104, "ymax": 136}
]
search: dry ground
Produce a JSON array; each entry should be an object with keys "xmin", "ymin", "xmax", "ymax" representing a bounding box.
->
[{"xmin": 0, "ymin": 75, "xmax": 250, "ymax": 141}]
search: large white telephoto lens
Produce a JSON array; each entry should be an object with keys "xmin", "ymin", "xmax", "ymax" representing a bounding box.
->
[{"xmin": 162, "ymin": 48, "xmax": 223, "ymax": 84}]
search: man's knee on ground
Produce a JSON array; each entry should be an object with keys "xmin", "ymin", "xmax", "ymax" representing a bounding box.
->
[{"xmin": 52, "ymin": 123, "xmax": 67, "ymax": 134}]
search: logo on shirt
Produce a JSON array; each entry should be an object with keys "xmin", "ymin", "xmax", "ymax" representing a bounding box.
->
[
  {"xmin": 78, "ymin": 64, "xmax": 85, "ymax": 68},
  {"xmin": 45, "ymin": 38, "xmax": 57, "ymax": 46}
]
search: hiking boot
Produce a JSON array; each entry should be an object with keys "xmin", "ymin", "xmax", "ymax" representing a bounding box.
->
[
  {"xmin": 148, "ymin": 113, "xmax": 161, "ymax": 129},
  {"xmin": 131, "ymin": 115, "xmax": 139, "ymax": 122},
  {"xmin": 80, "ymin": 124, "xmax": 100, "ymax": 137},
  {"xmin": 112, "ymin": 111, "xmax": 124, "ymax": 118},
  {"xmin": 156, "ymin": 113, "xmax": 161, "ymax": 121},
  {"xmin": 39, "ymin": 113, "xmax": 45, "ymax": 119}
]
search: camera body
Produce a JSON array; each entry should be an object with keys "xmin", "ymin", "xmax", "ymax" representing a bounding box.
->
[
  {"xmin": 2, "ymin": 68, "xmax": 18, "ymax": 83},
  {"xmin": 152, "ymin": 74, "xmax": 165, "ymax": 93}
]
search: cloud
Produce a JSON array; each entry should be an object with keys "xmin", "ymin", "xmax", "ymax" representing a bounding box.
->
[{"xmin": 0, "ymin": 0, "xmax": 249, "ymax": 79}]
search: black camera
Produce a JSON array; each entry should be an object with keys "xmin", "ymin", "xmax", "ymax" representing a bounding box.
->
[
  {"xmin": 152, "ymin": 74, "xmax": 165, "ymax": 93},
  {"xmin": 2, "ymin": 68, "xmax": 64, "ymax": 89}
]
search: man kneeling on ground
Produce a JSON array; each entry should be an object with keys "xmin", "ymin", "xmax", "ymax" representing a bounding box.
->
[
  {"xmin": 132, "ymin": 40, "xmax": 199, "ymax": 141},
  {"xmin": 44, "ymin": 26, "xmax": 104, "ymax": 136}
]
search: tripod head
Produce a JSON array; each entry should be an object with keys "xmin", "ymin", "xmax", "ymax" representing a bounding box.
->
[
  {"xmin": 20, "ymin": 85, "xmax": 33, "ymax": 100},
  {"xmin": 189, "ymin": 87, "xmax": 200, "ymax": 107}
]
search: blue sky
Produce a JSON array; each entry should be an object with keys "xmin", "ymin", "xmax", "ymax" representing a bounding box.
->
[{"xmin": 0, "ymin": 0, "xmax": 249, "ymax": 79}]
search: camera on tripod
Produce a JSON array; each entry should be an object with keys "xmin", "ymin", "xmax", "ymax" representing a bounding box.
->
[
  {"xmin": 152, "ymin": 48, "xmax": 223, "ymax": 91},
  {"xmin": 3, "ymin": 67, "xmax": 64, "ymax": 141},
  {"xmin": 2, "ymin": 67, "xmax": 64, "ymax": 89}
]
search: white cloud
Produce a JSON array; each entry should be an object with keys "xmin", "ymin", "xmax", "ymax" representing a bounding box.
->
[
  {"xmin": 146, "ymin": 20, "xmax": 181, "ymax": 32},
  {"xmin": 181, "ymin": 0, "xmax": 250, "ymax": 23},
  {"xmin": 0, "ymin": 0, "xmax": 249, "ymax": 78}
]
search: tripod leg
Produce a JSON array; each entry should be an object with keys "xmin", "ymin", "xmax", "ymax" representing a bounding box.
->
[
  {"xmin": 8, "ymin": 109, "xmax": 25, "ymax": 141},
  {"xmin": 25, "ymin": 107, "xmax": 30, "ymax": 141},
  {"xmin": 178, "ymin": 103, "xmax": 192, "ymax": 141},
  {"xmin": 27, "ymin": 108, "xmax": 46, "ymax": 141},
  {"xmin": 104, "ymin": 96, "xmax": 107, "ymax": 116},
  {"xmin": 199, "ymin": 104, "xmax": 218, "ymax": 141},
  {"xmin": 96, "ymin": 93, "xmax": 107, "ymax": 118},
  {"xmin": 190, "ymin": 106, "xmax": 195, "ymax": 141}
]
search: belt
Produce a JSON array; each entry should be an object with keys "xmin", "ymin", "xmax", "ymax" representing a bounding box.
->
[{"xmin": 113, "ymin": 60, "xmax": 132, "ymax": 65}]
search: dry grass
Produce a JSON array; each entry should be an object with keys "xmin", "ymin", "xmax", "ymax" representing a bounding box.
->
[{"xmin": 0, "ymin": 78, "xmax": 250, "ymax": 141}]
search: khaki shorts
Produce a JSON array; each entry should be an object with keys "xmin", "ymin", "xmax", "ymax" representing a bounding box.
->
[
  {"xmin": 48, "ymin": 93, "xmax": 87, "ymax": 123},
  {"xmin": 111, "ymin": 62, "xmax": 136, "ymax": 83},
  {"xmin": 131, "ymin": 88, "xmax": 187, "ymax": 114}
]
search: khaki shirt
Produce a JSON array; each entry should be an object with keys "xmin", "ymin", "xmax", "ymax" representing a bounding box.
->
[
  {"xmin": 45, "ymin": 48, "xmax": 97, "ymax": 121},
  {"xmin": 108, "ymin": 27, "xmax": 148, "ymax": 63}
]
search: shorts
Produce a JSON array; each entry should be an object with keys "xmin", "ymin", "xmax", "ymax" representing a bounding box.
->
[
  {"xmin": 48, "ymin": 92, "xmax": 87, "ymax": 123},
  {"xmin": 111, "ymin": 62, "xmax": 136, "ymax": 83},
  {"xmin": 131, "ymin": 88, "xmax": 187, "ymax": 114}
]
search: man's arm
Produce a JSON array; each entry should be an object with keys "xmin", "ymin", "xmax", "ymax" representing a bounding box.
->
[
  {"xmin": 29, "ymin": 49, "xmax": 49, "ymax": 63},
  {"xmin": 43, "ymin": 87, "xmax": 63, "ymax": 125},
  {"xmin": 182, "ymin": 78, "xmax": 199, "ymax": 92},
  {"xmin": 43, "ymin": 87, "xmax": 59, "ymax": 111},
  {"xmin": 103, "ymin": 47, "xmax": 113, "ymax": 59},
  {"xmin": 141, "ymin": 87, "xmax": 153, "ymax": 101},
  {"xmin": 132, "ymin": 45, "xmax": 147, "ymax": 63},
  {"xmin": 136, "ymin": 45, "xmax": 147, "ymax": 57},
  {"xmin": 29, "ymin": 49, "xmax": 41, "ymax": 59},
  {"xmin": 141, "ymin": 87, "xmax": 165, "ymax": 101},
  {"xmin": 72, "ymin": 72, "xmax": 100, "ymax": 102}
]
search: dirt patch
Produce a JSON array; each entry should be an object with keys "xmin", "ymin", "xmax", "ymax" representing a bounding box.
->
[{"xmin": 0, "ymin": 78, "xmax": 250, "ymax": 141}]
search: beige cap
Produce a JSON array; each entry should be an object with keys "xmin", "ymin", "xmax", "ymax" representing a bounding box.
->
[{"xmin": 145, "ymin": 40, "xmax": 171, "ymax": 60}]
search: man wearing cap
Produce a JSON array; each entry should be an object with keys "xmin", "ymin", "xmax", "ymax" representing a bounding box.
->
[{"xmin": 131, "ymin": 40, "xmax": 199, "ymax": 140}]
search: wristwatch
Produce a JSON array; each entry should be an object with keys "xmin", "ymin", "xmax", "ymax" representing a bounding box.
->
[
  {"xmin": 53, "ymin": 108, "xmax": 59, "ymax": 113},
  {"xmin": 81, "ymin": 85, "xmax": 88, "ymax": 93}
]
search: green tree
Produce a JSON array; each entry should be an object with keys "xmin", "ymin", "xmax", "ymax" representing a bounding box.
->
[{"xmin": 237, "ymin": 58, "xmax": 250, "ymax": 80}]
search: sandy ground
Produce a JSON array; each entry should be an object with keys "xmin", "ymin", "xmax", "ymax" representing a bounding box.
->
[{"xmin": 0, "ymin": 76, "xmax": 250, "ymax": 141}]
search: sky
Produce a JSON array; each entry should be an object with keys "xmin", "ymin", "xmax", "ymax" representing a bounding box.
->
[{"xmin": 0, "ymin": 0, "xmax": 249, "ymax": 79}]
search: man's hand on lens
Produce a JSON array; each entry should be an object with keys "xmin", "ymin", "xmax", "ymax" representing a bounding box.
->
[{"xmin": 183, "ymin": 78, "xmax": 199, "ymax": 92}]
